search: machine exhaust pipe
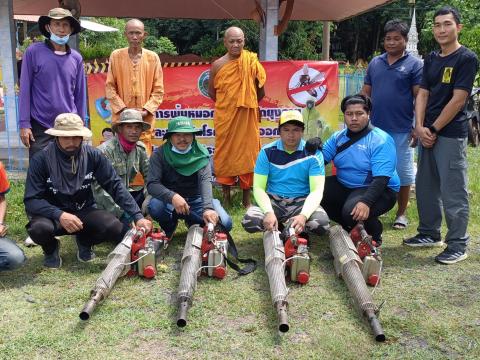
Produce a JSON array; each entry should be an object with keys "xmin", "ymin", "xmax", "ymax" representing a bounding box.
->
[
  {"xmin": 176, "ymin": 225, "xmax": 203, "ymax": 327},
  {"xmin": 276, "ymin": 301, "xmax": 289, "ymax": 333},
  {"xmin": 328, "ymin": 225, "xmax": 386, "ymax": 342},
  {"xmin": 176, "ymin": 297, "xmax": 190, "ymax": 328},
  {"xmin": 263, "ymin": 231, "xmax": 289, "ymax": 332}
]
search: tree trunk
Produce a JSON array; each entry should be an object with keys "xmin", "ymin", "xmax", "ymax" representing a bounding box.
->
[
  {"xmin": 353, "ymin": 30, "xmax": 359, "ymax": 62},
  {"xmin": 374, "ymin": 23, "xmax": 381, "ymax": 53}
]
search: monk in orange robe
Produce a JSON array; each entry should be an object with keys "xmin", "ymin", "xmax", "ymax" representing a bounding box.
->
[
  {"xmin": 106, "ymin": 19, "xmax": 164, "ymax": 154},
  {"xmin": 209, "ymin": 27, "xmax": 266, "ymax": 208}
]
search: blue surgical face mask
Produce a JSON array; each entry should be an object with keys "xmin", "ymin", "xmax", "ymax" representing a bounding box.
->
[
  {"xmin": 172, "ymin": 144, "xmax": 192, "ymax": 154},
  {"xmin": 50, "ymin": 32, "xmax": 70, "ymax": 46}
]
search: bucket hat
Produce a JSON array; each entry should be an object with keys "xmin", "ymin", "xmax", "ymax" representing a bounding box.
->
[
  {"xmin": 45, "ymin": 113, "xmax": 92, "ymax": 138},
  {"xmin": 163, "ymin": 116, "xmax": 202, "ymax": 140},
  {"xmin": 38, "ymin": 8, "xmax": 82, "ymax": 38},
  {"xmin": 112, "ymin": 109, "xmax": 151, "ymax": 132}
]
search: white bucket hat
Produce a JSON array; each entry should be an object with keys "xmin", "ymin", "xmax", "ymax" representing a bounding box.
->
[{"xmin": 45, "ymin": 113, "xmax": 92, "ymax": 138}]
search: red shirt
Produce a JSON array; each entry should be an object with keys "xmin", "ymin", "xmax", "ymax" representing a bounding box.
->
[{"xmin": 0, "ymin": 162, "xmax": 10, "ymax": 195}]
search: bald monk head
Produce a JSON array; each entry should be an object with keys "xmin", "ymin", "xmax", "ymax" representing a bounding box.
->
[
  {"xmin": 224, "ymin": 26, "xmax": 245, "ymax": 58},
  {"xmin": 125, "ymin": 19, "xmax": 147, "ymax": 49}
]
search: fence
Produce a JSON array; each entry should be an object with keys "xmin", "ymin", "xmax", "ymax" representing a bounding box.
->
[
  {"xmin": 0, "ymin": 70, "xmax": 366, "ymax": 172},
  {"xmin": 337, "ymin": 68, "xmax": 367, "ymax": 123},
  {"xmin": 0, "ymin": 94, "xmax": 27, "ymax": 172}
]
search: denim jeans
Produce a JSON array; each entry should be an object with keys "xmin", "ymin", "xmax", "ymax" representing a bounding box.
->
[
  {"xmin": 148, "ymin": 196, "xmax": 232, "ymax": 237},
  {"xmin": 0, "ymin": 237, "xmax": 26, "ymax": 271}
]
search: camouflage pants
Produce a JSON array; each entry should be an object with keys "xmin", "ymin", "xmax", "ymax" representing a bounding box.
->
[{"xmin": 241, "ymin": 194, "xmax": 329, "ymax": 235}]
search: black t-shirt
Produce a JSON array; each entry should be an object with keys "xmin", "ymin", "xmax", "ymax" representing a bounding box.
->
[{"xmin": 420, "ymin": 46, "xmax": 478, "ymax": 138}]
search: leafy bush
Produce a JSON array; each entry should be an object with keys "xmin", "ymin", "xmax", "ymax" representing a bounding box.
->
[
  {"xmin": 79, "ymin": 17, "xmax": 178, "ymax": 60},
  {"xmin": 332, "ymin": 52, "xmax": 347, "ymax": 62},
  {"xmin": 79, "ymin": 17, "xmax": 127, "ymax": 60},
  {"xmin": 143, "ymin": 36, "xmax": 178, "ymax": 56},
  {"xmin": 190, "ymin": 35, "xmax": 225, "ymax": 59}
]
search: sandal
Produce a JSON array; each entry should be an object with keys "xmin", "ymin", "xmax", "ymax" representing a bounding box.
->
[{"xmin": 393, "ymin": 215, "xmax": 408, "ymax": 230}]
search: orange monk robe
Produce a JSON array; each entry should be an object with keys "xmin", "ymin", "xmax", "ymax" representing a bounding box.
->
[
  {"xmin": 213, "ymin": 50, "xmax": 266, "ymax": 178},
  {"xmin": 105, "ymin": 48, "xmax": 164, "ymax": 154}
]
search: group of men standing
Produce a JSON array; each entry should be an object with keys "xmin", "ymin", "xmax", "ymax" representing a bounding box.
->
[
  {"xmin": 1, "ymin": 5, "xmax": 478, "ymax": 272},
  {"xmin": 362, "ymin": 7, "xmax": 478, "ymax": 264}
]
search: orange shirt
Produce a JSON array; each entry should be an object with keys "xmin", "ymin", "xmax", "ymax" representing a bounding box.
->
[{"xmin": 105, "ymin": 48, "xmax": 164, "ymax": 152}]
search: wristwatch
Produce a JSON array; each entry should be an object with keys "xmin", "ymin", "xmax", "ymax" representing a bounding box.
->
[{"xmin": 428, "ymin": 125, "xmax": 438, "ymax": 134}]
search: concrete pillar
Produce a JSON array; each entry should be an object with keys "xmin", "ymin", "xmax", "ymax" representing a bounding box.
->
[
  {"xmin": 259, "ymin": 0, "xmax": 279, "ymax": 61},
  {"xmin": 68, "ymin": 33, "xmax": 80, "ymax": 50},
  {"xmin": 0, "ymin": 0, "xmax": 23, "ymax": 169},
  {"xmin": 322, "ymin": 21, "xmax": 330, "ymax": 61}
]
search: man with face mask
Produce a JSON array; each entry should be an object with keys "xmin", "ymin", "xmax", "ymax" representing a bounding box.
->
[
  {"xmin": 24, "ymin": 113, "xmax": 152, "ymax": 268},
  {"xmin": 19, "ymin": 8, "xmax": 86, "ymax": 248},
  {"xmin": 18, "ymin": 8, "xmax": 85, "ymax": 158},
  {"xmin": 147, "ymin": 117, "xmax": 232, "ymax": 238},
  {"xmin": 93, "ymin": 109, "xmax": 150, "ymax": 229}
]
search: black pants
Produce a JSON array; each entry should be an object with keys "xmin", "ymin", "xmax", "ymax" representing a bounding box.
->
[
  {"xmin": 26, "ymin": 208, "xmax": 124, "ymax": 254},
  {"xmin": 29, "ymin": 120, "xmax": 54, "ymax": 159},
  {"xmin": 321, "ymin": 176, "xmax": 397, "ymax": 241}
]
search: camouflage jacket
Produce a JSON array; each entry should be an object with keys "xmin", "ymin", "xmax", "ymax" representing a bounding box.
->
[{"xmin": 93, "ymin": 136, "xmax": 149, "ymax": 218}]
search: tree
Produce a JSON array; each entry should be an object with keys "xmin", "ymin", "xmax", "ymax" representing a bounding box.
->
[
  {"xmin": 79, "ymin": 17, "xmax": 178, "ymax": 60},
  {"xmin": 79, "ymin": 17, "xmax": 128, "ymax": 59},
  {"xmin": 419, "ymin": 0, "xmax": 480, "ymax": 61},
  {"xmin": 278, "ymin": 21, "xmax": 323, "ymax": 60},
  {"xmin": 143, "ymin": 36, "xmax": 178, "ymax": 56}
]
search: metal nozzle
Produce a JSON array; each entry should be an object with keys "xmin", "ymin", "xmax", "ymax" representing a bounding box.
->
[
  {"xmin": 79, "ymin": 299, "xmax": 96, "ymax": 321},
  {"xmin": 79, "ymin": 291, "xmax": 103, "ymax": 321},
  {"xmin": 276, "ymin": 301, "xmax": 289, "ymax": 333},
  {"xmin": 176, "ymin": 297, "xmax": 190, "ymax": 328},
  {"xmin": 366, "ymin": 309, "xmax": 385, "ymax": 342}
]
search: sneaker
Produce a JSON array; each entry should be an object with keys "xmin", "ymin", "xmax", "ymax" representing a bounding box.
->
[
  {"xmin": 24, "ymin": 236, "xmax": 38, "ymax": 247},
  {"xmin": 403, "ymin": 234, "xmax": 443, "ymax": 247},
  {"xmin": 43, "ymin": 243, "xmax": 62, "ymax": 269},
  {"xmin": 75, "ymin": 237, "xmax": 96, "ymax": 263},
  {"xmin": 435, "ymin": 248, "xmax": 468, "ymax": 264}
]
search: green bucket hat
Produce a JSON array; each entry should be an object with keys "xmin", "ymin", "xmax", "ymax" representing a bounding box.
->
[{"xmin": 163, "ymin": 116, "xmax": 202, "ymax": 140}]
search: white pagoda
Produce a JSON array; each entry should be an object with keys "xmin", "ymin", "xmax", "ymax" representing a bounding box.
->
[{"xmin": 407, "ymin": 7, "xmax": 421, "ymax": 58}]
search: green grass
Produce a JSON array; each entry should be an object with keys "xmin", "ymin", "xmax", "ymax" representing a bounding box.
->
[{"xmin": 1, "ymin": 149, "xmax": 479, "ymax": 359}]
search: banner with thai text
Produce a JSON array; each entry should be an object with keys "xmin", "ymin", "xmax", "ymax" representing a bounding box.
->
[{"xmin": 88, "ymin": 61, "xmax": 340, "ymax": 151}]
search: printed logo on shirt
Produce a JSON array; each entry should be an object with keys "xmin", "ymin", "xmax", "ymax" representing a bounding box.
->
[
  {"xmin": 357, "ymin": 144, "xmax": 367, "ymax": 151},
  {"xmin": 442, "ymin": 67, "xmax": 453, "ymax": 83}
]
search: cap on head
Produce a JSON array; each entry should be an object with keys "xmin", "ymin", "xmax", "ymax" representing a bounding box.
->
[
  {"xmin": 163, "ymin": 116, "xmax": 203, "ymax": 140},
  {"xmin": 113, "ymin": 109, "xmax": 151, "ymax": 132},
  {"xmin": 45, "ymin": 113, "xmax": 92, "ymax": 138},
  {"xmin": 279, "ymin": 110, "xmax": 304, "ymax": 128},
  {"xmin": 38, "ymin": 8, "xmax": 82, "ymax": 38}
]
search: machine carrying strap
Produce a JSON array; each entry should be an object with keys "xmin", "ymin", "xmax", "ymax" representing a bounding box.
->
[
  {"xmin": 335, "ymin": 123, "xmax": 374, "ymax": 156},
  {"xmin": 217, "ymin": 224, "xmax": 257, "ymax": 275}
]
